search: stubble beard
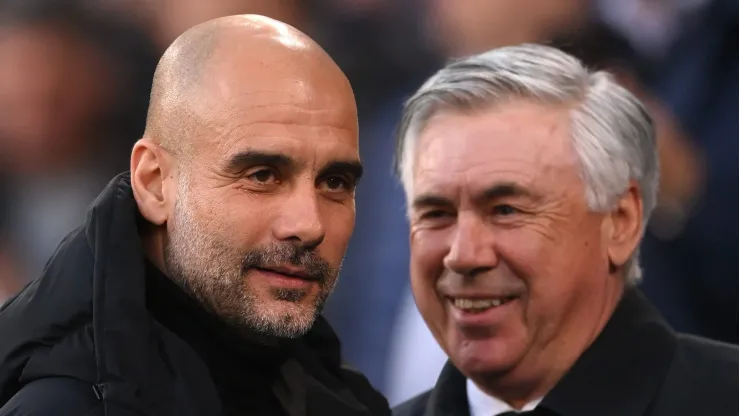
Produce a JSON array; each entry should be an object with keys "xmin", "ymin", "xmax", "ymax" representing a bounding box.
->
[{"xmin": 162, "ymin": 179, "xmax": 339, "ymax": 339}]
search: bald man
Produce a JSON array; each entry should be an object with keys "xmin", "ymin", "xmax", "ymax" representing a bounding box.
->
[{"xmin": 0, "ymin": 15, "xmax": 389, "ymax": 416}]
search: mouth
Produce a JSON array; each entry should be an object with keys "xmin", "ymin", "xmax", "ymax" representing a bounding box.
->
[
  {"xmin": 448, "ymin": 296, "xmax": 518, "ymax": 313},
  {"xmin": 250, "ymin": 266, "xmax": 318, "ymax": 291},
  {"xmin": 253, "ymin": 266, "xmax": 313, "ymax": 280}
]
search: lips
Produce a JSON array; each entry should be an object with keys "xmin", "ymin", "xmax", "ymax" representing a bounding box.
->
[
  {"xmin": 443, "ymin": 290, "xmax": 521, "ymax": 314},
  {"xmin": 451, "ymin": 296, "xmax": 517, "ymax": 311},
  {"xmin": 444, "ymin": 294, "xmax": 521, "ymax": 331},
  {"xmin": 253, "ymin": 266, "xmax": 315, "ymax": 280}
]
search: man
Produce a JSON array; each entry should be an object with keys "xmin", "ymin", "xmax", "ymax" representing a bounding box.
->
[
  {"xmin": 384, "ymin": 2, "xmax": 594, "ymax": 402},
  {"xmin": 392, "ymin": 44, "xmax": 737, "ymax": 416},
  {"xmin": 0, "ymin": 15, "xmax": 389, "ymax": 416}
]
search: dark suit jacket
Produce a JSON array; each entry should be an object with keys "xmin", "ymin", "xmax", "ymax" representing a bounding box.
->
[{"xmin": 393, "ymin": 289, "xmax": 738, "ymax": 416}]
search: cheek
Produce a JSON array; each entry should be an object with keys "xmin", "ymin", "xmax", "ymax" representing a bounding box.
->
[
  {"xmin": 206, "ymin": 192, "xmax": 275, "ymax": 244},
  {"xmin": 203, "ymin": 196, "xmax": 239, "ymax": 230},
  {"xmin": 321, "ymin": 204, "xmax": 356, "ymax": 264},
  {"xmin": 494, "ymin": 228, "xmax": 576, "ymax": 322},
  {"xmin": 498, "ymin": 224, "xmax": 605, "ymax": 317},
  {"xmin": 495, "ymin": 228, "xmax": 554, "ymax": 280},
  {"xmin": 410, "ymin": 229, "xmax": 450, "ymax": 337}
]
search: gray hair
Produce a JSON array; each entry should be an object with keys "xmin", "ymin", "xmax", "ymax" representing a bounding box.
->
[{"xmin": 395, "ymin": 43, "xmax": 659, "ymax": 284}]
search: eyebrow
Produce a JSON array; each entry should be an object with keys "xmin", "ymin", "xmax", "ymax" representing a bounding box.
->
[
  {"xmin": 476, "ymin": 182, "xmax": 537, "ymax": 204},
  {"xmin": 224, "ymin": 149, "xmax": 296, "ymax": 173},
  {"xmin": 224, "ymin": 148, "xmax": 363, "ymax": 183},
  {"xmin": 411, "ymin": 182, "xmax": 537, "ymax": 210},
  {"xmin": 411, "ymin": 194, "xmax": 454, "ymax": 211}
]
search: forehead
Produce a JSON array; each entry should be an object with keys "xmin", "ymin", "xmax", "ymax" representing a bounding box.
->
[
  {"xmin": 412, "ymin": 100, "xmax": 580, "ymax": 197},
  {"xmin": 191, "ymin": 63, "xmax": 358, "ymax": 160}
]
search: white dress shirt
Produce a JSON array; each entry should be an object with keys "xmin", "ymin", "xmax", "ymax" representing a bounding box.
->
[{"xmin": 467, "ymin": 378, "xmax": 542, "ymax": 416}]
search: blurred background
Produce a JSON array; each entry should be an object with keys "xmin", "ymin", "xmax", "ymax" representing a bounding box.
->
[{"xmin": 0, "ymin": 0, "xmax": 736, "ymax": 406}]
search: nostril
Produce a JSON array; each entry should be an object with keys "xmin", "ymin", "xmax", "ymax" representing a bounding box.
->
[
  {"xmin": 466, "ymin": 266, "xmax": 492, "ymax": 279},
  {"xmin": 300, "ymin": 234, "xmax": 324, "ymax": 251}
]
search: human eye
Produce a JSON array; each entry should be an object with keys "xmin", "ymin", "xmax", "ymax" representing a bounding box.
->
[
  {"xmin": 319, "ymin": 175, "xmax": 354, "ymax": 193},
  {"xmin": 246, "ymin": 167, "xmax": 280, "ymax": 185},
  {"xmin": 414, "ymin": 208, "xmax": 457, "ymax": 230},
  {"xmin": 492, "ymin": 204, "xmax": 521, "ymax": 216}
]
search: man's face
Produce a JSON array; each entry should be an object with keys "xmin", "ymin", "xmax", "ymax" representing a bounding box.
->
[
  {"xmin": 163, "ymin": 69, "xmax": 360, "ymax": 339},
  {"xmin": 408, "ymin": 100, "xmax": 613, "ymax": 384}
]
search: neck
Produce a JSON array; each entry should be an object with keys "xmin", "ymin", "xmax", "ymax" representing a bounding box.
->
[
  {"xmin": 139, "ymin": 220, "xmax": 168, "ymax": 273},
  {"xmin": 475, "ymin": 276, "xmax": 625, "ymax": 409}
]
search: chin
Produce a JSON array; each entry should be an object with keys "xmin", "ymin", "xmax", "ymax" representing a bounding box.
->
[
  {"xmin": 450, "ymin": 334, "xmax": 525, "ymax": 378},
  {"xmin": 248, "ymin": 306, "xmax": 317, "ymax": 339},
  {"xmin": 270, "ymin": 298, "xmax": 320, "ymax": 321}
]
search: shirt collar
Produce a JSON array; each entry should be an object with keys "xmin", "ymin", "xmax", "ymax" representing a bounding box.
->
[{"xmin": 467, "ymin": 378, "xmax": 541, "ymax": 416}]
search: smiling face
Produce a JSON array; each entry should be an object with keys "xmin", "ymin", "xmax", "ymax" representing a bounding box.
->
[
  {"xmin": 155, "ymin": 32, "xmax": 360, "ymax": 338},
  {"xmin": 408, "ymin": 100, "xmax": 626, "ymax": 398}
]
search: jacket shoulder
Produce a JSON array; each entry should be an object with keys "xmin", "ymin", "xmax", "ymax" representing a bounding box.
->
[
  {"xmin": 0, "ymin": 378, "xmax": 102, "ymax": 416},
  {"xmin": 651, "ymin": 334, "xmax": 738, "ymax": 415},
  {"xmin": 0, "ymin": 229, "xmax": 95, "ymax": 402},
  {"xmin": 675, "ymin": 333, "xmax": 738, "ymax": 377},
  {"xmin": 392, "ymin": 390, "xmax": 433, "ymax": 416},
  {"xmin": 337, "ymin": 365, "xmax": 391, "ymax": 415}
]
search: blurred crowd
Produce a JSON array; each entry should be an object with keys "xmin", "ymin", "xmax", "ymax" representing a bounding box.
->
[{"xmin": 0, "ymin": 0, "xmax": 736, "ymax": 406}]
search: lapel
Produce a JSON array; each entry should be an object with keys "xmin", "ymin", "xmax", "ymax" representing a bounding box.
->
[{"xmin": 423, "ymin": 362, "xmax": 470, "ymax": 416}]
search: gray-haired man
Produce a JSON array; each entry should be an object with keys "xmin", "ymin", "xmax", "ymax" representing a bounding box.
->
[{"xmin": 392, "ymin": 44, "xmax": 737, "ymax": 416}]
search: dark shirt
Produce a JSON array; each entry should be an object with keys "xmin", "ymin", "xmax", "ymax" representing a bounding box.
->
[{"xmin": 145, "ymin": 261, "xmax": 288, "ymax": 415}]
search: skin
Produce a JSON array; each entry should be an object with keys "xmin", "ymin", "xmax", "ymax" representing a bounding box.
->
[
  {"xmin": 130, "ymin": 15, "xmax": 360, "ymax": 339},
  {"xmin": 408, "ymin": 100, "xmax": 643, "ymax": 408}
]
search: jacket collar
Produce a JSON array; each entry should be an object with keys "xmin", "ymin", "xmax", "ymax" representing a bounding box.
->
[
  {"xmin": 0, "ymin": 172, "xmax": 157, "ymax": 409},
  {"xmin": 423, "ymin": 288, "xmax": 677, "ymax": 416},
  {"xmin": 80, "ymin": 172, "xmax": 177, "ymax": 411}
]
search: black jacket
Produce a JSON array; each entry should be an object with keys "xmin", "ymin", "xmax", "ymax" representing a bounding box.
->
[
  {"xmin": 393, "ymin": 289, "xmax": 738, "ymax": 416},
  {"xmin": 0, "ymin": 173, "xmax": 390, "ymax": 416}
]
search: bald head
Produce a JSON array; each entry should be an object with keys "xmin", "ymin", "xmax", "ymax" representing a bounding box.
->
[{"xmin": 143, "ymin": 14, "xmax": 354, "ymax": 157}]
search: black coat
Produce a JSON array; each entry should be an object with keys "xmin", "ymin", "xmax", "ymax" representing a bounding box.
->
[
  {"xmin": 393, "ymin": 289, "xmax": 738, "ymax": 416},
  {"xmin": 0, "ymin": 173, "xmax": 390, "ymax": 416}
]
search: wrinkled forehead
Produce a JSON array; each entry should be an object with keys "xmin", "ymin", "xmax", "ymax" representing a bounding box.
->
[
  {"xmin": 411, "ymin": 103, "xmax": 582, "ymax": 200},
  {"xmin": 183, "ymin": 93, "xmax": 359, "ymax": 180},
  {"xmin": 188, "ymin": 56, "xmax": 358, "ymax": 153}
]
